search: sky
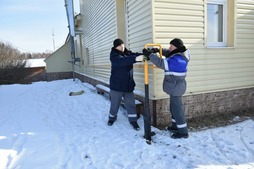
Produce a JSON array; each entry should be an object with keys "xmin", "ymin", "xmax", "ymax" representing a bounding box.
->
[
  {"xmin": 0, "ymin": 0, "xmax": 80, "ymax": 53},
  {"xmin": 0, "ymin": 79, "xmax": 254, "ymax": 169}
]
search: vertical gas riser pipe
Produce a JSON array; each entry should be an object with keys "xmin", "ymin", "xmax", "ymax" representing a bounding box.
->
[
  {"xmin": 144, "ymin": 60, "xmax": 151, "ymax": 143},
  {"xmin": 64, "ymin": 0, "xmax": 75, "ymax": 80}
]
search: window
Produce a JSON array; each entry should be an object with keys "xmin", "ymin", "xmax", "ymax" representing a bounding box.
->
[{"xmin": 206, "ymin": 0, "xmax": 227, "ymax": 47}]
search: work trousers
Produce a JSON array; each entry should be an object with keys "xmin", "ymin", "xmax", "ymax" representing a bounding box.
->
[
  {"xmin": 109, "ymin": 90, "xmax": 137, "ymax": 122},
  {"xmin": 170, "ymin": 95, "xmax": 188, "ymax": 134}
]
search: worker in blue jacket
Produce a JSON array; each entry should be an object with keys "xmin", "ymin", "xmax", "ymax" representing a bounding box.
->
[
  {"xmin": 108, "ymin": 38, "xmax": 143, "ymax": 130},
  {"xmin": 143, "ymin": 38, "xmax": 190, "ymax": 139}
]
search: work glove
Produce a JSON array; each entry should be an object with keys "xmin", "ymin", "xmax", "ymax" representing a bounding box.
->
[
  {"xmin": 135, "ymin": 55, "xmax": 144, "ymax": 62},
  {"xmin": 142, "ymin": 48, "xmax": 152, "ymax": 59},
  {"xmin": 151, "ymin": 48, "xmax": 159, "ymax": 53}
]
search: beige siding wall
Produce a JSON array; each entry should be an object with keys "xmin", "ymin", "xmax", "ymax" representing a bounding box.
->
[
  {"xmin": 126, "ymin": 0, "xmax": 153, "ymax": 50},
  {"xmin": 150, "ymin": 0, "xmax": 205, "ymax": 98},
  {"xmin": 45, "ymin": 41, "xmax": 72, "ymax": 73},
  {"xmin": 79, "ymin": 0, "xmax": 117, "ymax": 81},
  {"xmin": 77, "ymin": 0, "xmax": 254, "ymax": 100},
  {"xmin": 150, "ymin": 0, "xmax": 254, "ymax": 99},
  {"xmin": 126, "ymin": 0, "xmax": 155, "ymax": 94}
]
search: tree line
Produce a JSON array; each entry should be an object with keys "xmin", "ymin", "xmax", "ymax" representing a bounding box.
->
[{"xmin": 0, "ymin": 41, "xmax": 52, "ymax": 84}]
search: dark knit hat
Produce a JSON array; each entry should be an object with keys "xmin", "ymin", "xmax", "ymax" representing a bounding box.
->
[
  {"xmin": 170, "ymin": 38, "xmax": 184, "ymax": 49},
  {"xmin": 113, "ymin": 38, "xmax": 124, "ymax": 48}
]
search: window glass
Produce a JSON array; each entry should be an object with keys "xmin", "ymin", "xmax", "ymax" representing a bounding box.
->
[
  {"xmin": 207, "ymin": 4, "xmax": 223, "ymax": 42},
  {"xmin": 207, "ymin": 0, "xmax": 227, "ymax": 47}
]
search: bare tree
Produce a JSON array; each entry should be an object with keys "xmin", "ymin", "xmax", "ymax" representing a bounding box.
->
[
  {"xmin": 0, "ymin": 42, "xmax": 27, "ymax": 84},
  {"xmin": 0, "ymin": 42, "xmax": 26, "ymax": 69},
  {"xmin": 0, "ymin": 41, "xmax": 51, "ymax": 84},
  {"xmin": 31, "ymin": 52, "xmax": 52, "ymax": 58}
]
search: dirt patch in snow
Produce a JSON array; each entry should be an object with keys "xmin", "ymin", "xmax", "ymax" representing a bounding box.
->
[{"xmin": 187, "ymin": 109, "xmax": 254, "ymax": 132}]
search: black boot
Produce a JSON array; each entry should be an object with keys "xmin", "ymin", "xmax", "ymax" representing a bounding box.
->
[
  {"xmin": 108, "ymin": 115, "xmax": 117, "ymax": 126},
  {"xmin": 165, "ymin": 126, "xmax": 178, "ymax": 133},
  {"xmin": 171, "ymin": 132, "xmax": 189, "ymax": 139},
  {"xmin": 107, "ymin": 119, "xmax": 115, "ymax": 126},
  {"xmin": 130, "ymin": 121, "xmax": 140, "ymax": 131}
]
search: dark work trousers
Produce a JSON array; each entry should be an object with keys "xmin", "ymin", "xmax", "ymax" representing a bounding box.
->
[
  {"xmin": 109, "ymin": 90, "xmax": 137, "ymax": 122},
  {"xmin": 170, "ymin": 95, "xmax": 188, "ymax": 134}
]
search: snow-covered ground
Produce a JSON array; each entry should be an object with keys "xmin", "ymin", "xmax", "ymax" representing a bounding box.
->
[{"xmin": 0, "ymin": 79, "xmax": 253, "ymax": 169}]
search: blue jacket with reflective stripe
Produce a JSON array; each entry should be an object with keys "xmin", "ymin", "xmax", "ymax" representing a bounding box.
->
[
  {"xmin": 149, "ymin": 49, "xmax": 190, "ymax": 96},
  {"xmin": 164, "ymin": 53, "xmax": 189, "ymax": 75}
]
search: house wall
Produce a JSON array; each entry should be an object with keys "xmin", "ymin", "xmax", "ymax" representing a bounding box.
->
[
  {"xmin": 150, "ymin": 0, "xmax": 254, "ymax": 99},
  {"xmin": 124, "ymin": 0, "xmax": 153, "ymax": 96},
  {"xmin": 79, "ymin": 0, "xmax": 117, "ymax": 82},
  {"xmin": 79, "ymin": 0, "xmax": 154, "ymax": 87},
  {"xmin": 146, "ymin": 0, "xmax": 254, "ymax": 125},
  {"xmin": 44, "ymin": 41, "xmax": 72, "ymax": 73},
  {"xmin": 124, "ymin": 0, "xmax": 253, "ymax": 99},
  {"xmin": 71, "ymin": 0, "xmax": 254, "ymax": 126},
  {"xmin": 77, "ymin": 0, "xmax": 254, "ymax": 98},
  {"xmin": 154, "ymin": 87, "xmax": 254, "ymax": 126}
]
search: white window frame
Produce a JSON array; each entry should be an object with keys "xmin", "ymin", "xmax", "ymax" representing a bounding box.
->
[{"xmin": 206, "ymin": 0, "xmax": 227, "ymax": 47}]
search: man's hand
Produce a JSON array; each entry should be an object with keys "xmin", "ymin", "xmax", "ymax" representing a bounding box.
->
[
  {"xmin": 151, "ymin": 48, "xmax": 159, "ymax": 53},
  {"xmin": 135, "ymin": 55, "xmax": 144, "ymax": 62},
  {"xmin": 142, "ymin": 48, "xmax": 152, "ymax": 57}
]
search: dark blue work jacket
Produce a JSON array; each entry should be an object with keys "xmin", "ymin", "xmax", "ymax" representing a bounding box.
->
[{"xmin": 109, "ymin": 47, "xmax": 140, "ymax": 92}]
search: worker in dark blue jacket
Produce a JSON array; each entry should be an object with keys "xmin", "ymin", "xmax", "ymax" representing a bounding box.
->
[{"xmin": 108, "ymin": 38, "xmax": 144, "ymax": 130}]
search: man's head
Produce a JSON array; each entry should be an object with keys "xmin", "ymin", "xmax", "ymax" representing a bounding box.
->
[
  {"xmin": 113, "ymin": 38, "xmax": 125, "ymax": 52},
  {"xmin": 169, "ymin": 38, "xmax": 184, "ymax": 51}
]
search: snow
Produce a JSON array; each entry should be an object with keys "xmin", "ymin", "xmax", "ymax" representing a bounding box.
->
[
  {"xmin": 25, "ymin": 59, "xmax": 46, "ymax": 68},
  {"xmin": 0, "ymin": 79, "xmax": 254, "ymax": 169}
]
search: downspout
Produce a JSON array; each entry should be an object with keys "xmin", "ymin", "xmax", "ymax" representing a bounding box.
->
[{"xmin": 64, "ymin": 0, "xmax": 75, "ymax": 81}]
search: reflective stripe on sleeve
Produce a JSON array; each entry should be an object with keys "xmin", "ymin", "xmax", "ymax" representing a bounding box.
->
[{"xmin": 163, "ymin": 59, "xmax": 169, "ymax": 71}]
